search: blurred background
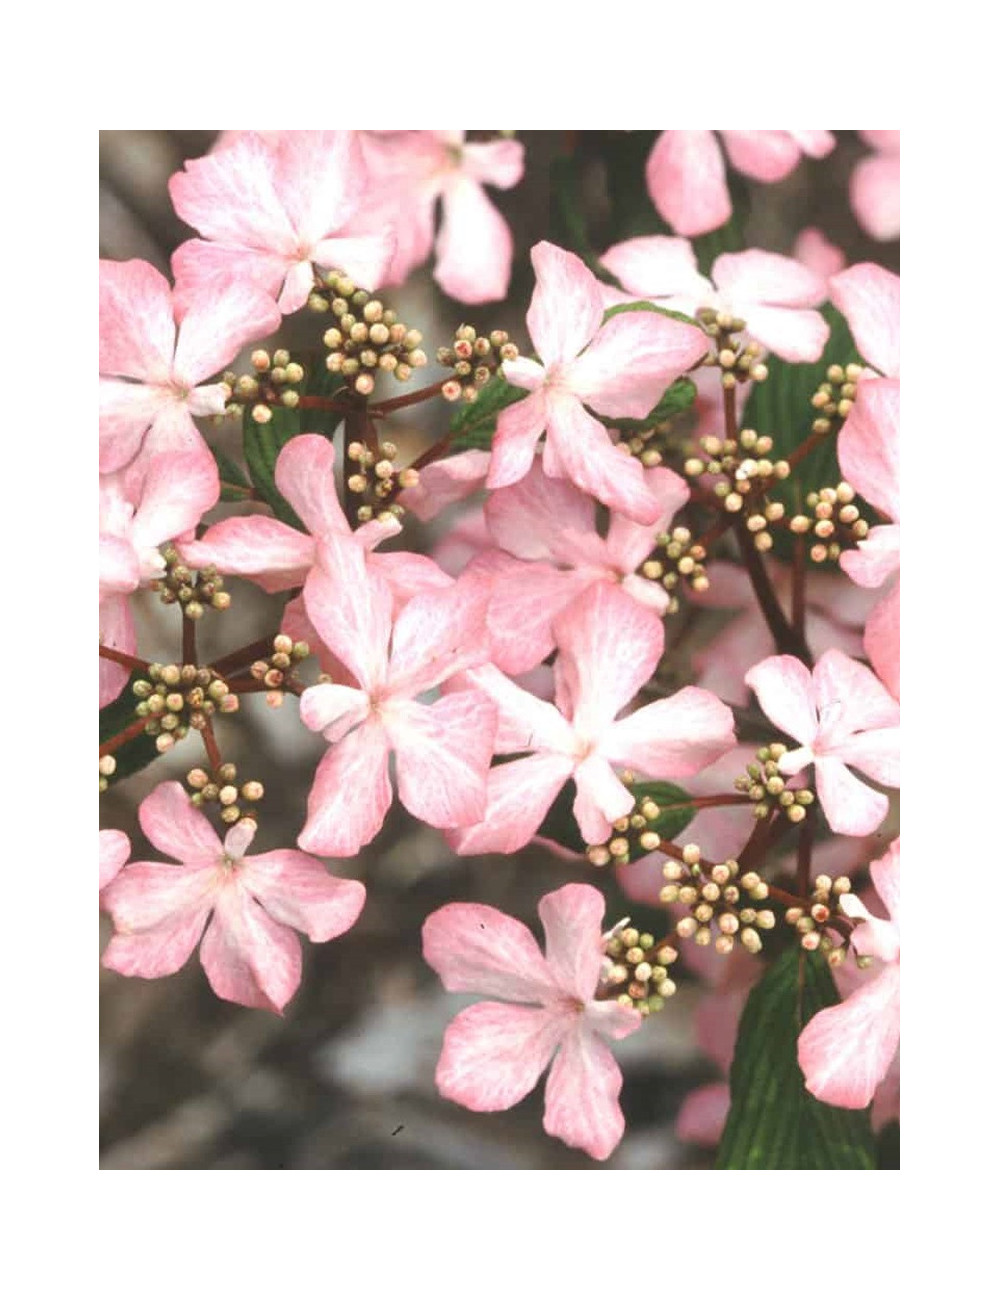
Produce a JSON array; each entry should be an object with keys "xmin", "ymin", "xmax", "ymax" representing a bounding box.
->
[{"xmin": 99, "ymin": 130, "xmax": 899, "ymax": 1169}]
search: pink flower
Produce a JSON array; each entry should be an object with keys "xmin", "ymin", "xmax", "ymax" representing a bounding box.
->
[
  {"xmin": 360, "ymin": 131, "xmax": 524, "ymax": 303},
  {"xmin": 101, "ymin": 782, "xmax": 366, "ymax": 1013},
  {"xmin": 489, "ymin": 242, "xmax": 706, "ymax": 524},
  {"xmin": 829, "ymin": 262, "xmax": 900, "ymax": 381},
  {"xmin": 745, "ymin": 650, "xmax": 899, "ymax": 836},
  {"xmin": 449, "ymin": 583, "xmax": 735, "ymax": 854},
  {"xmin": 646, "ymin": 131, "xmax": 835, "ymax": 237},
  {"xmin": 793, "ymin": 227, "xmax": 846, "ymax": 284},
  {"xmin": 99, "ymin": 830, "xmax": 131, "ymax": 891},
  {"xmin": 100, "ymin": 258, "xmax": 281, "ymax": 473},
  {"xmin": 398, "ymin": 449, "xmax": 492, "ymax": 521},
  {"xmin": 472, "ymin": 456, "xmax": 689, "ymax": 674},
  {"xmin": 798, "ymin": 838, "xmax": 900, "ymax": 1108},
  {"xmin": 850, "ymin": 131, "xmax": 900, "ymax": 242},
  {"xmin": 422, "ymin": 883, "xmax": 642, "ymax": 1161},
  {"xmin": 99, "ymin": 450, "xmax": 220, "ymax": 705},
  {"xmin": 601, "ymin": 236, "xmax": 829, "ymax": 363},
  {"xmin": 169, "ymin": 131, "xmax": 395, "ymax": 314},
  {"xmin": 297, "ymin": 535, "xmax": 497, "ymax": 856}
]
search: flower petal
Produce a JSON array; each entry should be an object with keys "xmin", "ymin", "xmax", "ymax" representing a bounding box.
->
[
  {"xmin": 602, "ymin": 687, "xmax": 736, "ymax": 778},
  {"xmin": 646, "ymin": 131, "xmax": 730, "ymax": 237},
  {"xmin": 435, "ymin": 1002, "xmax": 567, "ymax": 1111},
  {"xmin": 304, "ymin": 534, "xmax": 393, "ymax": 692},
  {"xmin": 435, "ymin": 174, "xmax": 513, "ymax": 303},
  {"xmin": 798, "ymin": 964, "xmax": 900, "ymax": 1108},
  {"xmin": 537, "ymin": 883, "xmax": 608, "ymax": 1003},
  {"xmin": 525, "ymin": 241, "xmax": 604, "ymax": 366},
  {"xmin": 387, "ymin": 574, "xmax": 490, "ymax": 699},
  {"xmin": 676, "ymin": 1081, "xmax": 731, "ymax": 1147},
  {"xmin": 200, "ymin": 884, "xmax": 302, "ymax": 1013},
  {"xmin": 814, "ymin": 757, "xmax": 889, "ymax": 836},
  {"xmin": 172, "ymin": 282, "xmax": 281, "ymax": 387},
  {"xmin": 545, "ymin": 391, "xmax": 662, "ymax": 524},
  {"xmin": 180, "ymin": 515, "xmax": 315, "ymax": 592},
  {"xmin": 99, "ymin": 830, "xmax": 131, "ymax": 891},
  {"xmin": 101, "ymin": 861, "xmax": 217, "ymax": 977},
  {"xmin": 388, "ymin": 692, "xmax": 497, "ymax": 829},
  {"xmin": 570, "ymin": 310, "xmax": 707, "ymax": 419},
  {"xmin": 828, "ymin": 263, "xmax": 900, "ymax": 378},
  {"xmin": 138, "ymin": 781, "xmax": 223, "ymax": 863},
  {"xmin": 572, "ymin": 753, "xmax": 635, "ymax": 844},
  {"xmin": 447, "ymin": 752, "xmax": 575, "ymax": 856},
  {"xmin": 169, "ymin": 132, "xmax": 297, "ymax": 252},
  {"xmin": 488, "ymin": 390, "xmax": 549, "ymax": 491},
  {"xmin": 605, "ymin": 467, "xmax": 690, "ymax": 573},
  {"xmin": 274, "ymin": 434, "xmax": 350, "ymax": 538},
  {"xmin": 745, "ymin": 655, "xmax": 818, "ymax": 748},
  {"xmin": 99, "ymin": 258, "xmax": 176, "ymax": 383},
  {"xmin": 297, "ymin": 720, "xmax": 393, "ymax": 856},
  {"xmin": 239, "ymin": 850, "xmax": 366, "ymax": 942},
  {"xmin": 422, "ymin": 902, "xmax": 559, "ymax": 1002},
  {"xmin": 543, "ymin": 1025, "xmax": 628, "ymax": 1161},
  {"xmin": 837, "ymin": 378, "xmax": 900, "ymax": 521},
  {"xmin": 600, "ymin": 235, "xmax": 708, "ymax": 299}
]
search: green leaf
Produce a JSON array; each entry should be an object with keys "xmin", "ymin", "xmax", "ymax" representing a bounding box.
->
[
  {"xmin": 717, "ymin": 946, "xmax": 877, "ymax": 1169},
  {"xmin": 536, "ymin": 780, "xmax": 586, "ymax": 854},
  {"xmin": 242, "ymin": 405, "xmax": 306, "ymax": 529},
  {"xmin": 629, "ymin": 781, "xmax": 698, "ymax": 843},
  {"xmin": 99, "ymin": 673, "xmax": 160, "ymax": 785},
  {"xmin": 211, "ymin": 445, "xmax": 250, "ymax": 490},
  {"xmin": 600, "ymin": 299, "xmax": 701, "ymax": 331},
  {"xmin": 448, "ymin": 374, "xmax": 526, "ymax": 453}
]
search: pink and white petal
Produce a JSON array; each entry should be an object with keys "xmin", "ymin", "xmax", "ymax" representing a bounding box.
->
[
  {"xmin": 372, "ymin": 551, "xmax": 452, "ymax": 612},
  {"xmin": 501, "ymin": 356, "xmax": 547, "ymax": 392},
  {"xmin": 436, "ymin": 1002, "xmax": 567, "ymax": 1111},
  {"xmin": 274, "ymin": 434, "xmax": 349, "ymax": 538},
  {"xmin": 386, "ymin": 575, "xmax": 490, "ymax": 699},
  {"xmin": 601, "ymin": 688, "xmax": 736, "ymax": 779},
  {"xmin": 448, "ymin": 752, "xmax": 575, "ymax": 856},
  {"xmin": 793, "ymin": 227, "xmax": 846, "ymax": 282},
  {"xmin": 200, "ymin": 885, "xmax": 302, "ymax": 1014},
  {"xmin": 646, "ymin": 131, "xmax": 731, "ymax": 237},
  {"xmin": 99, "ymin": 379, "xmax": 170, "ymax": 473},
  {"xmin": 621, "ymin": 574, "xmax": 672, "ymax": 615},
  {"xmin": 828, "ymin": 263, "xmax": 900, "ymax": 378},
  {"xmin": 526, "ymin": 241, "xmax": 605, "ymax": 366},
  {"xmin": 851, "ymin": 154, "xmax": 901, "ymax": 242},
  {"xmin": 543, "ymin": 1026, "xmax": 628, "ymax": 1161},
  {"xmin": 570, "ymin": 311, "xmax": 707, "ymax": 419},
  {"xmin": 537, "ymin": 883, "xmax": 607, "ymax": 1003},
  {"xmin": 583, "ymin": 999, "xmax": 643, "ymax": 1042},
  {"xmin": 713, "ymin": 249, "xmax": 826, "ymax": 309},
  {"xmin": 186, "ymin": 381, "xmax": 230, "ymax": 418},
  {"xmin": 312, "ymin": 232, "xmax": 396, "ymax": 292},
  {"xmin": 464, "ymin": 663, "xmax": 576, "ymax": 755},
  {"xmin": 99, "ymin": 830, "xmax": 131, "ymax": 891},
  {"xmin": 141, "ymin": 398, "xmax": 209, "ymax": 462},
  {"xmin": 813, "ymin": 647, "xmax": 899, "ymax": 736},
  {"xmin": 573, "ymin": 754, "xmax": 634, "ymax": 845},
  {"xmin": 130, "ymin": 451, "xmax": 220, "ymax": 557},
  {"xmin": 554, "ymin": 582, "xmax": 664, "ymax": 737},
  {"xmin": 102, "ymin": 891, "xmax": 214, "ymax": 981},
  {"xmin": 870, "ymin": 838, "xmax": 901, "ymax": 928},
  {"xmin": 298, "ymin": 720, "xmax": 393, "ymax": 857},
  {"xmin": 99, "ymin": 258, "xmax": 176, "ymax": 383},
  {"xmin": 99, "ymin": 535, "xmax": 140, "ymax": 601},
  {"xmin": 864, "ymin": 582, "xmax": 899, "ymax": 701},
  {"xmin": 399, "ymin": 449, "xmax": 491, "ymax": 521},
  {"xmin": 388, "ymin": 691, "xmax": 497, "ymax": 829},
  {"xmin": 486, "ymin": 557, "xmax": 593, "ymax": 676},
  {"xmin": 280, "ymin": 593, "xmax": 352, "ymax": 683},
  {"xmin": 99, "ymin": 594, "xmax": 135, "ymax": 706},
  {"xmin": 485, "ymin": 457, "xmax": 595, "ymax": 563},
  {"xmin": 461, "ymin": 139, "xmax": 525, "ymax": 189},
  {"xmin": 304, "ymin": 534, "xmax": 393, "ymax": 692},
  {"xmin": 745, "ymin": 655, "xmax": 818, "ymax": 747},
  {"xmin": 171, "ymin": 239, "xmax": 289, "ymax": 313},
  {"xmin": 827, "ymin": 726, "xmax": 900, "ymax": 788},
  {"xmin": 422, "ymin": 903, "xmax": 559, "ymax": 1002},
  {"xmin": 101, "ymin": 859, "xmax": 218, "ymax": 950},
  {"xmin": 487, "ymin": 390, "xmax": 549, "ymax": 490},
  {"xmin": 814, "ymin": 757, "xmax": 889, "ymax": 836},
  {"xmin": 605, "ymin": 466, "xmax": 690, "ymax": 573},
  {"xmin": 720, "ymin": 130, "xmax": 803, "ymax": 183},
  {"xmin": 275, "ymin": 259, "xmax": 316, "ymax": 314},
  {"xmin": 545, "ymin": 392, "xmax": 662, "ymax": 524},
  {"xmin": 298, "ymin": 681, "xmax": 371, "ymax": 743},
  {"xmin": 173, "ymin": 282, "xmax": 281, "ymax": 387},
  {"xmin": 138, "ymin": 781, "xmax": 224, "ymax": 863},
  {"xmin": 435, "ymin": 175, "xmax": 513, "ymax": 303},
  {"xmin": 272, "ymin": 130, "xmax": 365, "ymax": 246},
  {"xmin": 600, "ymin": 236, "xmax": 707, "ymax": 299},
  {"xmin": 239, "ymin": 850, "xmax": 366, "ymax": 942},
  {"xmin": 741, "ymin": 305, "xmax": 830, "ymax": 363},
  {"xmin": 790, "ymin": 130, "xmax": 837, "ymax": 159},
  {"xmin": 838, "ymin": 378, "xmax": 900, "ymax": 521},
  {"xmin": 676, "ymin": 1082, "xmax": 731, "ymax": 1147},
  {"xmin": 169, "ymin": 133, "xmax": 297, "ymax": 251},
  {"xmin": 840, "ymin": 525, "xmax": 901, "ymax": 589},
  {"xmin": 179, "ymin": 515, "xmax": 315, "ymax": 592},
  {"xmin": 798, "ymin": 964, "xmax": 900, "ymax": 1108}
]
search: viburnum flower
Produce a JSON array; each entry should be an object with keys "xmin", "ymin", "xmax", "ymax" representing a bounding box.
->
[
  {"xmin": 798, "ymin": 838, "xmax": 900, "ymax": 1108},
  {"xmin": 169, "ymin": 131, "xmax": 395, "ymax": 314},
  {"xmin": 101, "ymin": 782, "xmax": 366, "ymax": 1013},
  {"xmin": 745, "ymin": 650, "xmax": 899, "ymax": 836},
  {"xmin": 422, "ymin": 883, "xmax": 642, "ymax": 1161},
  {"xmin": 99, "ymin": 830, "xmax": 131, "ymax": 891},
  {"xmin": 180, "ymin": 434, "xmax": 449, "ymax": 606},
  {"xmin": 297, "ymin": 535, "xmax": 496, "ymax": 856},
  {"xmin": 601, "ymin": 236, "xmax": 830, "ymax": 363},
  {"xmin": 471, "ymin": 457, "xmax": 690, "ymax": 674},
  {"xmin": 850, "ymin": 132, "xmax": 900, "ymax": 242},
  {"xmin": 489, "ymin": 241, "xmax": 707, "ymax": 524},
  {"xmin": 645, "ymin": 130, "xmax": 835, "ymax": 237},
  {"xmin": 360, "ymin": 131, "xmax": 524, "ymax": 303},
  {"xmin": 398, "ymin": 449, "xmax": 492, "ymax": 521},
  {"xmin": 449, "ymin": 583, "xmax": 735, "ymax": 854},
  {"xmin": 99, "ymin": 450, "xmax": 220, "ymax": 705},
  {"xmin": 829, "ymin": 262, "xmax": 900, "ymax": 383},
  {"xmin": 99, "ymin": 258, "xmax": 281, "ymax": 473}
]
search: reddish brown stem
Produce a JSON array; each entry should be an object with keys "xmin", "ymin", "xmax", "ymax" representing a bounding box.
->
[
  {"xmin": 369, "ymin": 379, "xmax": 449, "ymax": 416},
  {"xmin": 211, "ymin": 637, "xmax": 275, "ymax": 679},
  {"xmin": 736, "ymin": 524, "xmax": 813, "ymax": 665},
  {"xmin": 99, "ymin": 645, "xmax": 149, "ymax": 674},
  {"xmin": 182, "ymin": 613, "xmax": 197, "ymax": 667},
  {"xmin": 99, "ymin": 716, "xmax": 148, "ymax": 757},
  {"xmin": 792, "ymin": 533, "xmax": 807, "ymax": 640},
  {"xmin": 201, "ymin": 720, "xmax": 223, "ymax": 772},
  {"xmin": 796, "ymin": 811, "xmax": 814, "ymax": 898}
]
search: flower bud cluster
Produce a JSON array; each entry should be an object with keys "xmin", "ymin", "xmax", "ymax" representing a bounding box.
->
[
  {"xmin": 600, "ymin": 921, "xmax": 680, "ymax": 1015},
  {"xmin": 643, "ymin": 524, "xmax": 709, "ymax": 612},
  {"xmin": 616, "ymin": 415, "xmax": 681, "ymax": 469},
  {"xmin": 248, "ymin": 633, "xmax": 310, "ymax": 708},
  {"xmin": 586, "ymin": 780, "xmax": 669, "ymax": 866},
  {"xmin": 782, "ymin": 873, "xmax": 853, "ymax": 963},
  {"xmin": 697, "ymin": 309, "xmax": 769, "ymax": 389},
  {"xmin": 224, "ymin": 348, "xmax": 305, "ymax": 422},
  {"xmin": 186, "ymin": 760, "xmax": 264, "ymax": 828},
  {"xmin": 98, "ymin": 754, "xmax": 117, "ymax": 793},
  {"xmin": 154, "ymin": 546, "xmax": 231, "ymax": 621},
  {"xmin": 345, "ymin": 440, "xmax": 419, "ymax": 524},
  {"xmin": 132, "ymin": 663, "xmax": 238, "ymax": 752},
  {"xmin": 734, "ymin": 743, "xmax": 815, "ymax": 823},
  {"xmin": 659, "ymin": 845, "xmax": 775, "ymax": 956},
  {"xmin": 788, "ymin": 482, "xmax": 869, "ymax": 565},
  {"xmin": 685, "ymin": 430, "xmax": 791, "ymax": 551},
  {"xmin": 808, "ymin": 363, "xmax": 865, "ymax": 437},
  {"xmin": 319, "ymin": 276, "xmax": 426, "ymax": 395},
  {"xmin": 437, "ymin": 325, "xmax": 518, "ymax": 404}
]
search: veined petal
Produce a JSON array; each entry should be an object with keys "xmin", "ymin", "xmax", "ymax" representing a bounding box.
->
[
  {"xmin": 312, "ymin": 232, "xmax": 396, "ymax": 292},
  {"xmin": 464, "ymin": 663, "xmax": 576, "ymax": 755},
  {"xmin": 798, "ymin": 964, "xmax": 900, "ymax": 1108},
  {"xmin": 713, "ymin": 249, "xmax": 826, "ymax": 308},
  {"xmin": 99, "ymin": 258, "xmax": 176, "ymax": 383},
  {"xmin": 298, "ymin": 720, "xmax": 393, "ymax": 857},
  {"xmin": 239, "ymin": 850, "xmax": 366, "ymax": 942},
  {"xmin": 200, "ymin": 885, "xmax": 302, "ymax": 1013},
  {"xmin": 537, "ymin": 883, "xmax": 607, "ymax": 1003},
  {"xmin": 304, "ymin": 534, "xmax": 392, "ymax": 692},
  {"xmin": 545, "ymin": 392, "xmax": 662, "ymax": 524},
  {"xmin": 864, "ymin": 582, "xmax": 899, "ymax": 701},
  {"xmin": 572, "ymin": 753, "xmax": 635, "ymax": 844},
  {"xmin": 569, "ymin": 311, "xmax": 706, "ymax": 419},
  {"xmin": 138, "ymin": 781, "xmax": 223, "ymax": 863},
  {"xmin": 525, "ymin": 242, "xmax": 604, "ymax": 366},
  {"xmin": 129, "ymin": 451, "xmax": 220, "ymax": 559},
  {"xmin": 169, "ymin": 133, "xmax": 297, "ymax": 252},
  {"xmin": 745, "ymin": 655, "xmax": 818, "ymax": 748},
  {"xmin": 386, "ymin": 575, "xmax": 489, "ymax": 699},
  {"xmin": 99, "ymin": 378, "xmax": 171, "ymax": 473},
  {"xmin": 840, "ymin": 525, "xmax": 900, "ymax": 589},
  {"xmin": 400, "ymin": 449, "xmax": 491, "ymax": 521},
  {"xmin": 814, "ymin": 757, "xmax": 889, "ymax": 836},
  {"xmin": 173, "ymin": 282, "xmax": 281, "ymax": 387},
  {"xmin": 646, "ymin": 131, "xmax": 730, "ymax": 237},
  {"xmin": 422, "ymin": 902, "xmax": 560, "ymax": 1002},
  {"xmin": 827, "ymin": 727, "xmax": 900, "ymax": 787},
  {"xmin": 485, "ymin": 456, "xmax": 596, "ymax": 563},
  {"xmin": 543, "ymin": 1025, "xmax": 628, "ymax": 1161},
  {"xmin": 99, "ymin": 830, "xmax": 131, "ymax": 891},
  {"xmin": 272, "ymin": 130, "xmax": 365, "ymax": 247},
  {"xmin": 485, "ymin": 556, "xmax": 594, "ymax": 676},
  {"xmin": 388, "ymin": 692, "xmax": 496, "ymax": 829},
  {"xmin": 605, "ymin": 467, "xmax": 689, "ymax": 573},
  {"xmin": 813, "ymin": 647, "xmax": 899, "ymax": 738},
  {"xmin": 829, "ymin": 263, "xmax": 900, "ymax": 377},
  {"xmin": 274, "ymin": 434, "xmax": 350, "ymax": 538},
  {"xmin": 447, "ymin": 752, "xmax": 575, "ymax": 856},
  {"xmin": 299, "ymin": 682, "xmax": 371, "ymax": 743},
  {"xmin": 179, "ymin": 515, "xmax": 315, "ymax": 593},
  {"xmin": 435, "ymin": 175, "xmax": 513, "ymax": 303},
  {"xmin": 435, "ymin": 1002, "xmax": 567, "ymax": 1111},
  {"xmin": 739, "ymin": 304, "xmax": 829, "ymax": 363},
  {"xmin": 487, "ymin": 390, "xmax": 549, "ymax": 490},
  {"xmin": 601, "ymin": 688, "xmax": 736, "ymax": 778},
  {"xmin": 99, "ymin": 535, "xmax": 140, "ymax": 601},
  {"xmin": 837, "ymin": 378, "xmax": 900, "ymax": 521},
  {"xmin": 171, "ymin": 239, "xmax": 289, "ymax": 312},
  {"xmin": 99, "ymin": 594, "xmax": 134, "ymax": 706},
  {"xmin": 101, "ymin": 860, "xmax": 217, "ymax": 978},
  {"xmin": 600, "ymin": 235, "xmax": 708, "ymax": 300}
]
